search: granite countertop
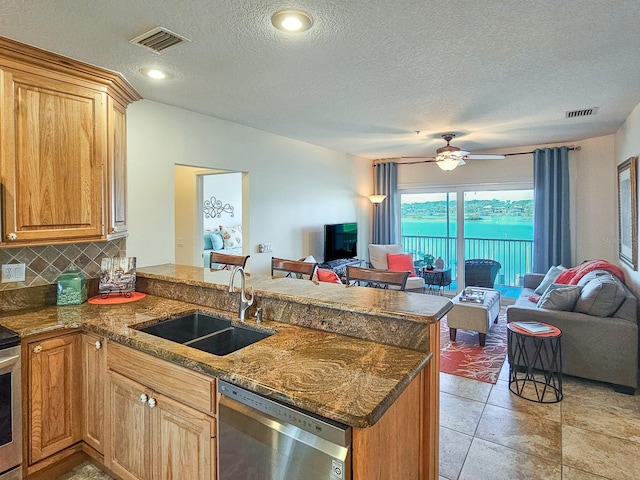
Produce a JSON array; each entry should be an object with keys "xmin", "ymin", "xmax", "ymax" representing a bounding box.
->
[
  {"xmin": 138, "ymin": 264, "xmax": 451, "ymax": 323},
  {"xmin": 0, "ymin": 294, "xmax": 431, "ymax": 428}
]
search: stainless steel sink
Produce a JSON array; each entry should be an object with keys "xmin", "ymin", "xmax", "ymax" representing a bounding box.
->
[
  {"xmin": 187, "ymin": 326, "xmax": 271, "ymax": 356},
  {"xmin": 136, "ymin": 312, "xmax": 272, "ymax": 355}
]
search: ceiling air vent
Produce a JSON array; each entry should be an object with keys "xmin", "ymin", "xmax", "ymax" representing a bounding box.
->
[
  {"xmin": 130, "ymin": 27, "xmax": 191, "ymax": 54},
  {"xmin": 565, "ymin": 107, "xmax": 599, "ymax": 119}
]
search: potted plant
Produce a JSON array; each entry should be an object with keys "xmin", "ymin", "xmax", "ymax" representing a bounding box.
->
[{"xmin": 423, "ymin": 254, "xmax": 435, "ymax": 270}]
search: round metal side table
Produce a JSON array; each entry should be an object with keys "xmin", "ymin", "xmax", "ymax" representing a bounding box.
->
[{"xmin": 507, "ymin": 322, "xmax": 563, "ymax": 403}]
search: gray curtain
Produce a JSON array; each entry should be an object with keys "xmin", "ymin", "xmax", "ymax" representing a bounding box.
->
[
  {"xmin": 533, "ymin": 147, "xmax": 571, "ymax": 272},
  {"xmin": 373, "ymin": 162, "xmax": 398, "ymax": 244}
]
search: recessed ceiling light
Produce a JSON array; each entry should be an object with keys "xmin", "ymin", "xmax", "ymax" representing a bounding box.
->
[
  {"xmin": 140, "ymin": 67, "xmax": 169, "ymax": 80},
  {"xmin": 271, "ymin": 10, "xmax": 313, "ymax": 32}
]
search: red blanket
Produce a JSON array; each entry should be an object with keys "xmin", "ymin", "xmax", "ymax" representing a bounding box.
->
[{"xmin": 554, "ymin": 259, "xmax": 625, "ymax": 285}]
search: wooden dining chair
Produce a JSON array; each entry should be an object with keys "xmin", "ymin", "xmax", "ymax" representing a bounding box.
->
[
  {"xmin": 346, "ymin": 266, "xmax": 410, "ymax": 290},
  {"xmin": 210, "ymin": 252, "xmax": 250, "ymax": 270},
  {"xmin": 271, "ymin": 257, "xmax": 318, "ymax": 280}
]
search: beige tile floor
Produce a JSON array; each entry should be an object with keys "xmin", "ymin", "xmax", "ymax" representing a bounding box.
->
[
  {"xmin": 55, "ymin": 359, "xmax": 640, "ymax": 480},
  {"xmin": 439, "ymin": 360, "xmax": 640, "ymax": 480}
]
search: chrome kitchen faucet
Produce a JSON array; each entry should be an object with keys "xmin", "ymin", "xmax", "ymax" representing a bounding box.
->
[{"xmin": 229, "ymin": 266, "xmax": 254, "ymax": 321}]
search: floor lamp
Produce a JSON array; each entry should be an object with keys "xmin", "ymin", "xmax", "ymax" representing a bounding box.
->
[{"xmin": 369, "ymin": 194, "xmax": 386, "ymax": 244}]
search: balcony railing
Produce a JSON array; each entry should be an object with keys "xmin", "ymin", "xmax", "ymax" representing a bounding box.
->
[{"xmin": 401, "ymin": 235, "xmax": 533, "ymax": 287}]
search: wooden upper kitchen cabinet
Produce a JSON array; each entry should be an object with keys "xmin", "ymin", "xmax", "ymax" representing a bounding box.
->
[
  {"xmin": 0, "ymin": 36, "xmax": 140, "ymax": 246},
  {"xmin": 24, "ymin": 332, "xmax": 81, "ymax": 467}
]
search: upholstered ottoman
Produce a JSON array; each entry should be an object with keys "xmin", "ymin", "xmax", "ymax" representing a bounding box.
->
[{"xmin": 448, "ymin": 288, "xmax": 501, "ymax": 346}]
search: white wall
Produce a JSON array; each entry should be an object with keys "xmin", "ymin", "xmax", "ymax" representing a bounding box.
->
[
  {"xmin": 397, "ymin": 135, "xmax": 617, "ymax": 268},
  {"xmin": 127, "ymin": 100, "xmax": 372, "ymax": 274},
  {"xmin": 202, "ymin": 172, "xmax": 242, "ymax": 232},
  {"xmin": 615, "ymin": 101, "xmax": 640, "ymax": 292}
]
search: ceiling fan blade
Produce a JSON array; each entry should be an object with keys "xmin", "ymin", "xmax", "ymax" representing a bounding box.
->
[
  {"xmin": 401, "ymin": 156, "xmax": 436, "ymax": 159},
  {"xmin": 464, "ymin": 154, "xmax": 506, "ymax": 160}
]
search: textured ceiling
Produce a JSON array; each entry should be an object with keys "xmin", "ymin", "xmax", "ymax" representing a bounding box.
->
[{"xmin": 1, "ymin": 0, "xmax": 640, "ymax": 159}]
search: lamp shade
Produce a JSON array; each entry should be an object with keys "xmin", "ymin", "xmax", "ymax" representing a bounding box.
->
[
  {"xmin": 436, "ymin": 157, "xmax": 466, "ymax": 171},
  {"xmin": 368, "ymin": 194, "xmax": 387, "ymax": 204}
]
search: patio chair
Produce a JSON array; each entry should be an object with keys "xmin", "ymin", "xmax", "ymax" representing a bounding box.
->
[{"xmin": 464, "ymin": 259, "xmax": 502, "ymax": 289}]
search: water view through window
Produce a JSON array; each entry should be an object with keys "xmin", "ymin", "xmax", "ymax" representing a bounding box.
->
[{"xmin": 401, "ymin": 190, "xmax": 533, "ymax": 294}]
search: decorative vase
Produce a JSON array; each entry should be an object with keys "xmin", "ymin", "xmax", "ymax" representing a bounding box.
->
[{"xmin": 57, "ymin": 264, "xmax": 87, "ymax": 305}]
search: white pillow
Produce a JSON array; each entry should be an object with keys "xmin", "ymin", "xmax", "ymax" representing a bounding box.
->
[
  {"xmin": 534, "ymin": 265, "xmax": 566, "ymax": 295},
  {"xmin": 219, "ymin": 225, "xmax": 242, "ymax": 249}
]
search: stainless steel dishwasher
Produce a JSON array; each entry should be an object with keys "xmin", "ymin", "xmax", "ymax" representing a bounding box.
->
[{"xmin": 218, "ymin": 380, "xmax": 351, "ymax": 480}]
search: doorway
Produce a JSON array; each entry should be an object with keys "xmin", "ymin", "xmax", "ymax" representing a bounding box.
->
[{"xmin": 174, "ymin": 165, "xmax": 246, "ymax": 267}]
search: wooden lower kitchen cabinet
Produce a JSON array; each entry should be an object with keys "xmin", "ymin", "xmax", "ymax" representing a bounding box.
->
[
  {"xmin": 80, "ymin": 333, "xmax": 106, "ymax": 455},
  {"xmin": 105, "ymin": 343, "xmax": 217, "ymax": 480},
  {"xmin": 23, "ymin": 331, "xmax": 81, "ymax": 471}
]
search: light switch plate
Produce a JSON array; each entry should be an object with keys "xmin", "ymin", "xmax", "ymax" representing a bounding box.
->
[{"xmin": 2, "ymin": 263, "xmax": 26, "ymax": 283}]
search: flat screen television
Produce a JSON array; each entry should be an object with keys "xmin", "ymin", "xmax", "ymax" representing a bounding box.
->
[{"xmin": 324, "ymin": 222, "xmax": 358, "ymax": 262}]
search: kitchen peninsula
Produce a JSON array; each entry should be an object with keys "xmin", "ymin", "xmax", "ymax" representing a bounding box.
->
[{"xmin": 0, "ymin": 264, "xmax": 451, "ymax": 480}]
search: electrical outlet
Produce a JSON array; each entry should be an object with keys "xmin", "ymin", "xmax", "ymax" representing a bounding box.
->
[{"xmin": 2, "ymin": 263, "xmax": 26, "ymax": 283}]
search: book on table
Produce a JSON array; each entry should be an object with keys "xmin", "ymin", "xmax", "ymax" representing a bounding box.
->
[{"xmin": 512, "ymin": 321, "xmax": 555, "ymax": 334}]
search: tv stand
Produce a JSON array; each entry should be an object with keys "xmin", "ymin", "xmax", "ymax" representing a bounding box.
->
[{"xmin": 320, "ymin": 258, "xmax": 363, "ymax": 278}]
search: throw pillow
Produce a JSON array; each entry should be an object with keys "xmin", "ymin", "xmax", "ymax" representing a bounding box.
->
[
  {"xmin": 219, "ymin": 225, "xmax": 242, "ymax": 249},
  {"xmin": 203, "ymin": 232, "xmax": 214, "ymax": 250},
  {"xmin": 387, "ymin": 253, "xmax": 417, "ymax": 277},
  {"xmin": 574, "ymin": 273, "xmax": 627, "ymax": 317},
  {"xmin": 534, "ymin": 265, "xmax": 567, "ymax": 295},
  {"xmin": 209, "ymin": 230, "xmax": 224, "ymax": 250},
  {"xmin": 316, "ymin": 269, "xmax": 343, "ymax": 284},
  {"xmin": 537, "ymin": 284, "xmax": 582, "ymax": 311}
]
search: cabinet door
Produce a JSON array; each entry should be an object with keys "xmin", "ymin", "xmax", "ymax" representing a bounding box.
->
[
  {"xmin": 0, "ymin": 67, "xmax": 106, "ymax": 244},
  {"xmin": 81, "ymin": 333, "xmax": 106, "ymax": 454},
  {"xmin": 106, "ymin": 371, "xmax": 152, "ymax": 480},
  {"xmin": 107, "ymin": 97, "xmax": 128, "ymax": 237},
  {"xmin": 152, "ymin": 391, "xmax": 215, "ymax": 480},
  {"xmin": 26, "ymin": 333, "xmax": 81, "ymax": 464}
]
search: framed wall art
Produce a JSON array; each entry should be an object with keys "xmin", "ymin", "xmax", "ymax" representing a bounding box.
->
[{"xmin": 617, "ymin": 156, "xmax": 637, "ymax": 270}]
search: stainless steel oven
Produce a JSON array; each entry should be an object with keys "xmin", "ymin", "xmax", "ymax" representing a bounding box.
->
[
  {"xmin": 0, "ymin": 325, "xmax": 21, "ymax": 480},
  {"xmin": 219, "ymin": 380, "xmax": 351, "ymax": 480}
]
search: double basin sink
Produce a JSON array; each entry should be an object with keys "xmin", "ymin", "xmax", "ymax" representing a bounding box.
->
[{"xmin": 137, "ymin": 312, "xmax": 272, "ymax": 356}]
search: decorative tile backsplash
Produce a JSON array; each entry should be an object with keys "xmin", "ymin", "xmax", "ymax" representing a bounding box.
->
[{"xmin": 0, "ymin": 239, "xmax": 126, "ymax": 291}]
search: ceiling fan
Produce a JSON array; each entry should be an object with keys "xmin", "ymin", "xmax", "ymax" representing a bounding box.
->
[{"xmin": 402, "ymin": 134, "xmax": 506, "ymax": 171}]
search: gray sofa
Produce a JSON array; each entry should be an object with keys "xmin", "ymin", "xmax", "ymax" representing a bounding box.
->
[{"xmin": 506, "ymin": 272, "xmax": 638, "ymax": 393}]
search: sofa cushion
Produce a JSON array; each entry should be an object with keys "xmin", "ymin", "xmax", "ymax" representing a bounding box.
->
[
  {"xmin": 387, "ymin": 253, "xmax": 417, "ymax": 277},
  {"xmin": 574, "ymin": 273, "xmax": 627, "ymax": 317},
  {"xmin": 210, "ymin": 230, "xmax": 224, "ymax": 250},
  {"xmin": 368, "ymin": 244, "xmax": 402, "ymax": 270},
  {"xmin": 537, "ymin": 284, "xmax": 582, "ymax": 311},
  {"xmin": 534, "ymin": 265, "xmax": 566, "ymax": 295},
  {"xmin": 204, "ymin": 232, "xmax": 214, "ymax": 250},
  {"xmin": 316, "ymin": 268, "xmax": 342, "ymax": 284},
  {"xmin": 219, "ymin": 225, "xmax": 242, "ymax": 249}
]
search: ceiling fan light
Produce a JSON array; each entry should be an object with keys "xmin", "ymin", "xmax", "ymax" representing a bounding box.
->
[{"xmin": 436, "ymin": 158, "xmax": 461, "ymax": 171}]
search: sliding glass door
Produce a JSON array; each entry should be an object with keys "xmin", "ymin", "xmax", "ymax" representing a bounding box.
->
[{"xmin": 401, "ymin": 187, "xmax": 533, "ymax": 296}]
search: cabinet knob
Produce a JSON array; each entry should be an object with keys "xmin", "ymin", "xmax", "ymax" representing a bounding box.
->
[
  {"xmin": 95, "ymin": 340, "xmax": 102, "ymax": 350},
  {"xmin": 7, "ymin": 233, "xmax": 17, "ymax": 241},
  {"xmin": 147, "ymin": 398, "xmax": 157, "ymax": 409},
  {"xmin": 139, "ymin": 393, "xmax": 148, "ymax": 404},
  {"xmin": 33, "ymin": 345, "xmax": 42, "ymax": 353}
]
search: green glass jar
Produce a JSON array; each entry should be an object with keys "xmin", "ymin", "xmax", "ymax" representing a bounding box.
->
[{"xmin": 57, "ymin": 264, "xmax": 87, "ymax": 306}]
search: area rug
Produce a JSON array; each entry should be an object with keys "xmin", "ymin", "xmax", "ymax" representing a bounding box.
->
[{"xmin": 440, "ymin": 307, "xmax": 508, "ymax": 384}]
